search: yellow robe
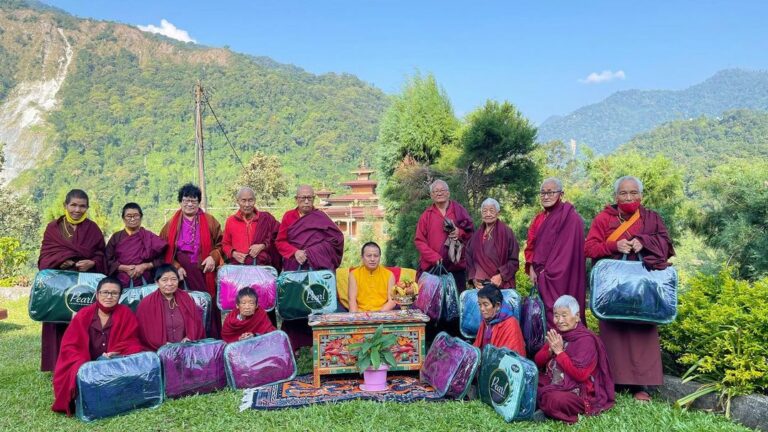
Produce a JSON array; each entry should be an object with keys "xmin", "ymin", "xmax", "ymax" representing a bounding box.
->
[{"xmin": 351, "ymin": 265, "xmax": 392, "ymax": 311}]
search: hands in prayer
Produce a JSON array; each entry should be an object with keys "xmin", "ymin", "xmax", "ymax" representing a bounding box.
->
[
  {"xmin": 294, "ymin": 249, "xmax": 308, "ymax": 265},
  {"xmin": 546, "ymin": 329, "xmax": 564, "ymax": 355},
  {"xmin": 201, "ymin": 256, "xmax": 216, "ymax": 272}
]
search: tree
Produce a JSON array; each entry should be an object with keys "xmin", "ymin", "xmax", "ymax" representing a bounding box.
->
[
  {"xmin": 692, "ymin": 160, "xmax": 768, "ymax": 280},
  {"xmin": 376, "ymin": 73, "xmax": 459, "ymax": 179},
  {"xmin": 579, "ymin": 151, "xmax": 685, "ymax": 236},
  {"xmin": 238, "ymin": 151, "xmax": 289, "ymax": 206},
  {"xmin": 458, "ymin": 100, "xmax": 539, "ymax": 211}
]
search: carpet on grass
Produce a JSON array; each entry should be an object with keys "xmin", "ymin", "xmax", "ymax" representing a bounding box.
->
[{"xmin": 241, "ymin": 374, "xmax": 442, "ymax": 410}]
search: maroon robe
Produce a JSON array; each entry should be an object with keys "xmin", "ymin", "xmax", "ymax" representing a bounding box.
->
[
  {"xmin": 413, "ymin": 200, "xmax": 474, "ymax": 273},
  {"xmin": 585, "ymin": 205, "xmax": 674, "ymax": 386},
  {"xmin": 222, "ymin": 210, "xmax": 281, "ymax": 270},
  {"xmin": 535, "ymin": 323, "xmax": 615, "ymax": 423},
  {"xmin": 136, "ymin": 289, "xmax": 205, "ymax": 351},
  {"xmin": 221, "ymin": 308, "xmax": 276, "ymax": 343},
  {"xmin": 105, "ymin": 228, "xmax": 167, "ymax": 288},
  {"xmin": 465, "ymin": 220, "xmax": 519, "ymax": 288},
  {"xmin": 278, "ymin": 209, "xmax": 344, "ymax": 271},
  {"xmin": 528, "ymin": 201, "xmax": 586, "ymax": 328},
  {"xmin": 159, "ymin": 210, "xmax": 223, "ymax": 338},
  {"xmin": 275, "ymin": 208, "xmax": 344, "ymax": 350},
  {"xmin": 38, "ymin": 217, "xmax": 106, "ymax": 372},
  {"xmin": 51, "ymin": 304, "xmax": 143, "ymax": 415}
]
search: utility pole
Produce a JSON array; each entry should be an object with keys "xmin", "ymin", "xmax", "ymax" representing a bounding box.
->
[{"xmin": 194, "ymin": 80, "xmax": 208, "ymax": 209}]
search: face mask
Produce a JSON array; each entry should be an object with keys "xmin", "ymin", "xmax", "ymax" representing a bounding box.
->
[
  {"xmin": 618, "ymin": 201, "xmax": 641, "ymax": 214},
  {"xmin": 97, "ymin": 302, "xmax": 118, "ymax": 314}
]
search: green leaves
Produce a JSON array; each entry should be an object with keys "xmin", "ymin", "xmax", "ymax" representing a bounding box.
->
[{"xmin": 348, "ymin": 325, "xmax": 398, "ymax": 373}]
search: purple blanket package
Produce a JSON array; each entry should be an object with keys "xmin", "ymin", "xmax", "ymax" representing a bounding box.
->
[
  {"xmin": 216, "ymin": 265, "xmax": 278, "ymax": 312},
  {"xmin": 420, "ymin": 332, "xmax": 480, "ymax": 399},
  {"xmin": 414, "ymin": 272, "xmax": 442, "ymax": 321},
  {"xmin": 157, "ymin": 339, "xmax": 227, "ymax": 398},
  {"xmin": 223, "ymin": 330, "xmax": 297, "ymax": 389}
]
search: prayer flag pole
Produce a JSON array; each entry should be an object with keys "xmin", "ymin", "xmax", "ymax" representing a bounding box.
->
[{"xmin": 194, "ymin": 80, "xmax": 208, "ymax": 209}]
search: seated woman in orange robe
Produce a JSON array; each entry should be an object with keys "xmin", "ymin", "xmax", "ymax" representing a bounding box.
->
[
  {"xmin": 473, "ymin": 284, "xmax": 525, "ymax": 356},
  {"xmin": 51, "ymin": 277, "xmax": 144, "ymax": 416},
  {"xmin": 348, "ymin": 242, "xmax": 396, "ymax": 312}
]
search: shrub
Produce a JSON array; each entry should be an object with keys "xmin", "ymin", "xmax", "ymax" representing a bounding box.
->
[
  {"xmin": 0, "ymin": 236, "xmax": 29, "ymax": 286},
  {"xmin": 661, "ymin": 268, "xmax": 768, "ymax": 412}
]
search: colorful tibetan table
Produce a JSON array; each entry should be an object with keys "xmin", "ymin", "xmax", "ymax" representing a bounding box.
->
[{"xmin": 308, "ymin": 310, "xmax": 430, "ymax": 387}]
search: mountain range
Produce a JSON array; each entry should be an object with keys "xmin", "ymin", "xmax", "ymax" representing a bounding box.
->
[{"xmin": 537, "ymin": 69, "xmax": 768, "ymax": 154}]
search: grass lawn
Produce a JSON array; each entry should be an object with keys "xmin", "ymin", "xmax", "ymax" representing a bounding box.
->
[{"xmin": 0, "ymin": 295, "xmax": 751, "ymax": 432}]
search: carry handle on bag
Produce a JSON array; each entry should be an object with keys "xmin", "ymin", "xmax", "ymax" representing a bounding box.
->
[
  {"xmin": 520, "ymin": 284, "xmax": 546, "ymax": 357},
  {"xmin": 432, "ymin": 263, "xmax": 460, "ymax": 323}
]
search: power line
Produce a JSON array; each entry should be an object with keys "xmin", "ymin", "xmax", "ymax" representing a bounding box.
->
[{"xmin": 203, "ymin": 96, "xmax": 246, "ymax": 169}]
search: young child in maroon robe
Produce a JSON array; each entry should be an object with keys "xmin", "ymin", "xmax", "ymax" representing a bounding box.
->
[{"xmin": 221, "ymin": 287, "xmax": 276, "ymax": 343}]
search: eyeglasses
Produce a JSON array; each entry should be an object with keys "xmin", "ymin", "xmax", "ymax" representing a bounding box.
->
[
  {"xmin": 480, "ymin": 208, "xmax": 498, "ymax": 215},
  {"xmin": 123, "ymin": 214, "xmax": 142, "ymax": 220},
  {"xmin": 181, "ymin": 198, "xmax": 199, "ymax": 205},
  {"xmin": 617, "ymin": 191, "xmax": 641, "ymax": 198},
  {"xmin": 296, "ymin": 195, "xmax": 315, "ymax": 201},
  {"xmin": 431, "ymin": 189, "xmax": 449, "ymax": 195},
  {"xmin": 539, "ymin": 190, "xmax": 562, "ymax": 197},
  {"xmin": 98, "ymin": 291, "xmax": 121, "ymax": 298}
]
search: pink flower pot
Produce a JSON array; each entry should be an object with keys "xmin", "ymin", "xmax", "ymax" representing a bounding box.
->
[{"xmin": 360, "ymin": 364, "xmax": 389, "ymax": 392}]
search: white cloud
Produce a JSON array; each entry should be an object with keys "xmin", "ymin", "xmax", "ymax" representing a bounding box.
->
[
  {"xmin": 137, "ymin": 19, "xmax": 196, "ymax": 43},
  {"xmin": 579, "ymin": 70, "xmax": 626, "ymax": 84}
]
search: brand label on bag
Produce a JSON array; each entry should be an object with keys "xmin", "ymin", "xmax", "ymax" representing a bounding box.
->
[
  {"xmin": 64, "ymin": 284, "xmax": 96, "ymax": 313},
  {"xmin": 489, "ymin": 368, "xmax": 511, "ymax": 405},
  {"xmin": 302, "ymin": 283, "xmax": 330, "ymax": 310}
]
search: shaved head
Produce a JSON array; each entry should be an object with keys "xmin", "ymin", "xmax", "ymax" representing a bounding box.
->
[
  {"xmin": 295, "ymin": 184, "xmax": 316, "ymax": 215},
  {"xmin": 236, "ymin": 186, "xmax": 255, "ymax": 200}
]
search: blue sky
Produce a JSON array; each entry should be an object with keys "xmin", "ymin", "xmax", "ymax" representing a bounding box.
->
[{"xmin": 44, "ymin": 0, "xmax": 768, "ymax": 123}]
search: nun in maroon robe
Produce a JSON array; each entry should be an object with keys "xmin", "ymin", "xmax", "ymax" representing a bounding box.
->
[
  {"xmin": 413, "ymin": 180, "xmax": 474, "ymax": 290},
  {"xmin": 275, "ymin": 185, "xmax": 344, "ymax": 350},
  {"xmin": 585, "ymin": 176, "xmax": 674, "ymax": 400},
  {"xmin": 466, "ymin": 199, "xmax": 519, "ymax": 289},
  {"xmin": 524, "ymin": 181, "xmax": 586, "ymax": 328},
  {"xmin": 535, "ymin": 321, "xmax": 615, "ymax": 423},
  {"xmin": 159, "ymin": 184, "xmax": 224, "ymax": 338},
  {"xmin": 136, "ymin": 266, "xmax": 206, "ymax": 351},
  {"xmin": 52, "ymin": 279, "xmax": 144, "ymax": 415},
  {"xmin": 38, "ymin": 190, "xmax": 106, "ymax": 372},
  {"xmin": 106, "ymin": 228, "xmax": 167, "ymax": 288}
]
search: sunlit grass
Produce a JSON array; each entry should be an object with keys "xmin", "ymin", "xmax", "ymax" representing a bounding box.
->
[{"xmin": 0, "ymin": 295, "xmax": 750, "ymax": 431}]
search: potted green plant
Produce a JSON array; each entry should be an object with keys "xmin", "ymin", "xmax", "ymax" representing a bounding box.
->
[{"xmin": 348, "ymin": 324, "xmax": 398, "ymax": 391}]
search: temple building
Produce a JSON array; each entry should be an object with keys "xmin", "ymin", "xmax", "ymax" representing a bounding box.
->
[{"xmin": 317, "ymin": 161, "xmax": 385, "ymax": 238}]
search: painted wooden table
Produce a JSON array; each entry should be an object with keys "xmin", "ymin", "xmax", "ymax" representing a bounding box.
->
[{"xmin": 308, "ymin": 310, "xmax": 430, "ymax": 387}]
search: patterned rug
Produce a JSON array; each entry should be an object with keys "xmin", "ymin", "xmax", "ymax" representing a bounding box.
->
[{"xmin": 240, "ymin": 374, "xmax": 443, "ymax": 411}]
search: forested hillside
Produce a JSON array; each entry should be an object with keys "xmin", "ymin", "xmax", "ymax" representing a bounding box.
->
[
  {"xmin": 620, "ymin": 110, "xmax": 768, "ymax": 184},
  {"xmin": 0, "ymin": 1, "xmax": 387, "ymax": 230},
  {"xmin": 537, "ymin": 69, "xmax": 768, "ymax": 154}
]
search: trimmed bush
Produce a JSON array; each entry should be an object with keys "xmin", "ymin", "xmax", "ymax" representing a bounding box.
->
[{"xmin": 662, "ymin": 268, "xmax": 768, "ymax": 403}]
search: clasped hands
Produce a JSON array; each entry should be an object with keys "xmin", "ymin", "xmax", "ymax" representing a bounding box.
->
[
  {"xmin": 232, "ymin": 244, "xmax": 266, "ymax": 264},
  {"xmin": 616, "ymin": 238, "xmax": 643, "ymax": 254}
]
